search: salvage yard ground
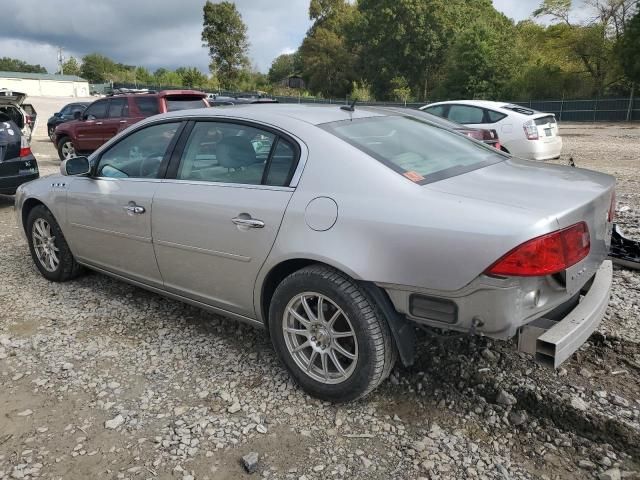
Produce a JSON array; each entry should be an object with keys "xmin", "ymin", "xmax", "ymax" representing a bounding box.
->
[{"xmin": 1, "ymin": 98, "xmax": 639, "ymax": 480}]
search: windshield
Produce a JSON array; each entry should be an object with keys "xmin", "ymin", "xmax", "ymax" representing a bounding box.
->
[
  {"xmin": 165, "ymin": 97, "xmax": 207, "ymax": 112},
  {"xmin": 321, "ymin": 116, "xmax": 505, "ymax": 184}
]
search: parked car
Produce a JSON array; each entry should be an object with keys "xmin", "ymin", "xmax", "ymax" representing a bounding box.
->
[
  {"xmin": 47, "ymin": 102, "xmax": 91, "ymax": 141},
  {"xmin": 0, "ymin": 89, "xmax": 37, "ymax": 142},
  {"xmin": 208, "ymin": 94, "xmax": 279, "ymax": 106},
  {"xmin": 53, "ymin": 89, "xmax": 209, "ymax": 160},
  {"xmin": 16, "ymin": 105, "xmax": 614, "ymax": 402},
  {"xmin": 420, "ymin": 100, "xmax": 562, "ymax": 160},
  {"xmin": 0, "ymin": 115, "xmax": 38, "ymax": 195},
  {"xmin": 381, "ymin": 106, "xmax": 501, "ymax": 150}
]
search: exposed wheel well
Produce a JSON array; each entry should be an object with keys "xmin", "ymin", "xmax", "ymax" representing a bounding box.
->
[
  {"xmin": 500, "ymin": 145, "xmax": 510, "ymax": 154},
  {"xmin": 21, "ymin": 198, "xmax": 46, "ymax": 235},
  {"xmin": 261, "ymin": 259, "xmax": 318, "ymax": 327}
]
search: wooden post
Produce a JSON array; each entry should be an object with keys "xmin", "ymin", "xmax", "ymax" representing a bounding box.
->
[{"xmin": 627, "ymin": 83, "xmax": 635, "ymax": 122}]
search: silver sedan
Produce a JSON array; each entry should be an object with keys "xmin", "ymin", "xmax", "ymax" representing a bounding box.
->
[{"xmin": 15, "ymin": 105, "xmax": 615, "ymax": 402}]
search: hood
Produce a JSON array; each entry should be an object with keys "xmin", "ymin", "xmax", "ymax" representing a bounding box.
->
[
  {"xmin": 0, "ymin": 89, "xmax": 26, "ymax": 105},
  {"xmin": 426, "ymin": 159, "xmax": 615, "ymax": 216}
]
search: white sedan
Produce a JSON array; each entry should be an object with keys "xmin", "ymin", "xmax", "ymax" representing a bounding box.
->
[{"xmin": 420, "ymin": 100, "xmax": 562, "ymax": 161}]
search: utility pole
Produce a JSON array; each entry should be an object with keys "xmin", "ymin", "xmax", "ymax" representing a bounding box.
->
[{"xmin": 57, "ymin": 47, "xmax": 64, "ymax": 75}]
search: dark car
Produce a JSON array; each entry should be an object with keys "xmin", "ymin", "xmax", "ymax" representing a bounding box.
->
[
  {"xmin": 0, "ymin": 115, "xmax": 39, "ymax": 195},
  {"xmin": 47, "ymin": 102, "xmax": 91, "ymax": 141},
  {"xmin": 54, "ymin": 89, "xmax": 209, "ymax": 160},
  {"xmin": 0, "ymin": 89, "xmax": 37, "ymax": 142}
]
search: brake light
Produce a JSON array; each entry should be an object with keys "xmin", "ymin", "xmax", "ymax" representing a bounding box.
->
[
  {"xmin": 486, "ymin": 222, "xmax": 590, "ymax": 277},
  {"xmin": 466, "ymin": 131, "xmax": 484, "ymax": 140},
  {"xmin": 608, "ymin": 191, "xmax": 616, "ymax": 222},
  {"xmin": 494, "ymin": 142, "xmax": 501, "ymax": 150},
  {"xmin": 523, "ymin": 120, "xmax": 539, "ymax": 140},
  {"xmin": 19, "ymin": 136, "xmax": 31, "ymax": 157},
  {"xmin": 25, "ymin": 114, "xmax": 33, "ymax": 127}
]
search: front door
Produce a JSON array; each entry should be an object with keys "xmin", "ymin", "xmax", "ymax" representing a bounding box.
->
[
  {"xmin": 65, "ymin": 121, "xmax": 182, "ymax": 286},
  {"xmin": 75, "ymin": 99, "xmax": 109, "ymax": 151},
  {"xmin": 152, "ymin": 120, "xmax": 299, "ymax": 317},
  {"xmin": 100, "ymin": 97, "xmax": 131, "ymax": 142}
]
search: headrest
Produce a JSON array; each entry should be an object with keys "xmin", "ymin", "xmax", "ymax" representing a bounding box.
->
[{"xmin": 217, "ymin": 136, "xmax": 256, "ymax": 169}]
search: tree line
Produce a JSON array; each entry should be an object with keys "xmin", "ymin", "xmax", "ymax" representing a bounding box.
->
[{"xmin": 3, "ymin": 0, "xmax": 639, "ymax": 101}]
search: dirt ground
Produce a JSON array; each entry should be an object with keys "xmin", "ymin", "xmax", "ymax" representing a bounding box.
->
[{"xmin": 1, "ymin": 99, "xmax": 639, "ymax": 480}]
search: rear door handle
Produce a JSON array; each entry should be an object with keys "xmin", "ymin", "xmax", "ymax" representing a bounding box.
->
[
  {"xmin": 95, "ymin": 122, "xmax": 103, "ymax": 125},
  {"xmin": 232, "ymin": 216, "xmax": 264, "ymax": 228},
  {"xmin": 119, "ymin": 120, "xmax": 128, "ymax": 124},
  {"xmin": 123, "ymin": 202, "xmax": 145, "ymax": 215}
]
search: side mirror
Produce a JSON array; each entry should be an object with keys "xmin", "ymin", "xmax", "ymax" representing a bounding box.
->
[
  {"xmin": 74, "ymin": 111, "xmax": 83, "ymax": 120},
  {"xmin": 60, "ymin": 156, "xmax": 91, "ymax": 176}
]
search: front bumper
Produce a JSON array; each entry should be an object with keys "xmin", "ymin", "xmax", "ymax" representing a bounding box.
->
[{"xmin": 518, "ymin": 260, "xmax": 612, "ymax": 367}]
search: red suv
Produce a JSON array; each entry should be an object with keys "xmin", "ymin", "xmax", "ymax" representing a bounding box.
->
[{"xmin": 54, "ymin": 90, "xmax": 208, "ymax": 160}]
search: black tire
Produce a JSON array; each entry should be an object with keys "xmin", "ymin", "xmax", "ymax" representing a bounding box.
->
[
  {"xmin": 57, "ymin": 136, "xmax": 76, "ymax": 161},
  {"xmin": 26, "ymin": 205, "xmax": 83, "ymax": 282},
  {"xmin": 48, "ymin": 126, "xmax": 56, "ymax": 142},
  {"xmin": 269, "ymin": 264, "xmax": 396, "ymax": 402}
]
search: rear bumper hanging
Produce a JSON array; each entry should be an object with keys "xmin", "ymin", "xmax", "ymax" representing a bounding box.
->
[{"xmin": 609, "ymin": 224, "xmax": 640, "ymax": 270}]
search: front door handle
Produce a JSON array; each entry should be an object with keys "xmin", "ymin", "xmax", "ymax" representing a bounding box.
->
[
  {"xmin": 119, "ymin": 120, "xmax": 128, "ymax": 124},
  {"xmin": 95, "ymin": 122, "xmax": 103, "ymax": 125},
  {"xmin": 232, "ymin": 216, "xmax": 264, "ymax": 229},
  {"xmin": 123, "ymin": 202, "xmax": 145, "ymax": 215}
]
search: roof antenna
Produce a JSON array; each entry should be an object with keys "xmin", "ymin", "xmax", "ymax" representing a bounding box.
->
[{"xmin": 341, "ymin": 98, "xmax": 357, "ymax": 112}]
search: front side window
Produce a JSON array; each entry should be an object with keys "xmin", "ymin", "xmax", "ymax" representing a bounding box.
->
[
  {"xmin": 322, "ymin": 116, "xmax": 504, "ymax": 185},
  {"xmin": 447, "ymin": 105, "xmax": 485, "ymax": 124},
  {"xmin": 84, "ymin": 100, "xmax": 108, "ymax": 120},
  {"xmin": 176, "ymin": 122, "xmax": 277, "ymax": 185},
  {"xmin": 95, "ymin": 122, "xmax": 180, "ymax": 179},
  {"xmin": 59, "ymin": 105, "xmax": 72, "ymax": 116}
]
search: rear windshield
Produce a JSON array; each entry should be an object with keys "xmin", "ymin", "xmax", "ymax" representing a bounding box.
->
[
  {"xmin": 321, "ymin": 116, "xmax": 505, "ymax": 185},
  {"xmin": 165, "ymin": 97, "xmax": 207, "ymax": 112}
]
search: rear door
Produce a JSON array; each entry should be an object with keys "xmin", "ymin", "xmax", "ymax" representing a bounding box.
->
[
  {"xmin": 151, "ymin": 119, "xmax": 299, "ymax": 317},
  {"xmin": 75, "ymin": 99, "xmax": 109, "ymax": 150},
  {"xmin": 101, "ymin": 97, "xmax": 130, "ymax": 141}
]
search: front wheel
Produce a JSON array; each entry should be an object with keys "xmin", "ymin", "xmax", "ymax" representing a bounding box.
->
[
  {"xmin": 57, "ymin": 136, "xmax": 76, "ymax": 161},
  {"xmin": 269, "ymin": 265, "xmax": 396, "ymax": 402},
  {"xmin": 26, "ymin": 205, "xmax": 83, "ymax": 282},
  {"xmin": 48, "ymin": 126, "xmax": 56, "ymax": 142}
]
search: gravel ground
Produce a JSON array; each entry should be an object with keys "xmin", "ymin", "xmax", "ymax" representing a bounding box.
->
[{"xmin": 1, "ymin": 112, "xmax": 639, "ymax": 480}]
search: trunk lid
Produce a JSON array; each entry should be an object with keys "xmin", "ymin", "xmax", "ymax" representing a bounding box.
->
[
  {"xmin": 533, "ymin": 113, "xmax": 558, "ymax": 141},
  {"xmin": 0, "ymin": 89, "xmax": 26, "ymax": 105},
  {"xmin": 428, "ymin": 159, "xmax": 615, "ymax": 290}
]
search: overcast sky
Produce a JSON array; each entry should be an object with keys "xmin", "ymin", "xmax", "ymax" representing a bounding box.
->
[{"xmin": 0, "ymin": 0, "xmax": 544, "ymax": 76}]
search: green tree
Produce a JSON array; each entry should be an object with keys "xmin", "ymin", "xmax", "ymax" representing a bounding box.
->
[
  {"xmin": 134, "ymin": 66, "xmax": 153, "ymax": 85},
  {"xmin": 80, "ymin": 53, "xmax": 117, "ymax": 83},
  {"xmin": 0, "ymin": 57, "xmax": 47, "ymax": 73},
  {"xmin": 202, "ymin": 1, "xmax": 250, "ymax": 88},
  {"xmin": 61, "ymin": 56, "xmax": 81, "ymax": 76},
  {"xmin": 390, "ymin": 76, "xmax": 412, "ymax": 102},
  {"xmin": 618, "ymin": 9, "xmax": 640, "ymax": 84},
  {"xmin": 179, "ymin": 67, "xmax": 208, "ymax": 88},
  {"xmin": 268, "ymin": 53, "xmax": 297, "ymax": 84}
]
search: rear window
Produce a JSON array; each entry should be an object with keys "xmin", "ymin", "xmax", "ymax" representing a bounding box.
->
[
  {"xmin": 534, "ymin": 115, "xmax": 556, "ymax": 125},
  {"xmin": 322, "ymin": 116, "xmax": 504, "ymax": 185},
  {"xmin": 165, "ymin": 97, "xmax": 207, "ymax": 112}
]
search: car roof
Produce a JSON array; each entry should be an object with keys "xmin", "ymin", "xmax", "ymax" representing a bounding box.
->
[
  {"xmin": 155, "ymin": 103, "xmax": 389, "ymax": 126},
  {"xmin": 425, "ymin": 100, "xmax": 544, "ymax": 116}
]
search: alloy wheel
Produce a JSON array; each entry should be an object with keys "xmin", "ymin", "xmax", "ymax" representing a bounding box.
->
[
  {"xmin": 61, "ymin": 141, "xmax": 76, "ymax": 159},
  {"xmin": 32, "ymin": 218, "xmax": 60, "ymax": 272},
  {"xmin": 282, "ymin": 292, "xmax": 358, "ymax": 384}
]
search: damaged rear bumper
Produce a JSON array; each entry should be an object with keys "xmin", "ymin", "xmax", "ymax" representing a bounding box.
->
[
  {"xmin": 518, "ymin": 260, "xmax": 612, "ymax": 368},
  {"xmin": 609, "ymin": 224, "xmax": 640, "ymax": 270}
]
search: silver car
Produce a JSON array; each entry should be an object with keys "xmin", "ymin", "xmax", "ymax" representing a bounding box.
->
[{"xmin": 15, "ymin": 105, "xmax": 615, "ymax": 402}]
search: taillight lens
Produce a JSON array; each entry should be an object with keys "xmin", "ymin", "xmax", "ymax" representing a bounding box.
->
[
  {"xmin": 466, "ymin": 130, "xmax": 484, "ymax": 140},
  {"xmin": 608, "ymin": 191, "xmax": 615, "ymax": 222},
  {"xmin": 19, "ymin": 136, "xmax": 31, "ymax": 157},
  {"xmin": 523, "ymin": 120, "xmax": 539, "ymax": 140},
  {"xmin": 486, "ymin": 222, "xmax": 590, "ymax": 277}
]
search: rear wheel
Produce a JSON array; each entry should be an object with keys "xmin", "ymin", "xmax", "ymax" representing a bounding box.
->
[
  {"xmin": 269, "ymin": 265, "xmax": 395, "ymax": 402},
  {"xmin": 57, "ymin": 136, "xmax": 76, "ymax": 161},
  {"xmin": 27, "ymin": 205, "xmax": 83, "ymax": 282}
]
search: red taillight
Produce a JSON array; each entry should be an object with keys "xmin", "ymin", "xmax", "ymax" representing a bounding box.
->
[
  {"xmin": 608, "ymin": 191, "xmax": 616, "ymax": 222},
  {"xmin": 486, "ymin": 222, "xmax": 590, "ymax": 277},
  {"xmin": 494, "ymin": 142, "xmax": 501, "ymax": 150},
  {"xmin": 523, "ymin": 120, "xmax": 539, "ymax": 140},
  {"xmin": 19, "ymin": 136, "xmax": 31, "ymax": 157}
]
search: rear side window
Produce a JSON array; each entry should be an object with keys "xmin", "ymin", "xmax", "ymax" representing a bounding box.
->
[
  {"xmin": 165, "ymin": 97, "xmax": 207, "ymax": 112},
  {"xmin": 84, "ymin": 100, "xmax": 108, "ymax": 119},
  {"xmin": 322, "ymin": 116, "xmax": 504, "ymax": 185},
  {"xmin": 264, "ymin": 139, "xmax": 296, "ymax": 186},
  {"xmin": 485, "ymin": 109, "xmax": 507, "ymax": 123},
  {"xmin": 423, "ymin": 105, "xmax": 446, "ymax": 118},
  {"xmin": 447, "ymin": 105, "xmax": 484, "ymax": 124},
  {"xmin": 134, "ymin": 97, "xmax": 160, "ymax": 116},
  {"xmin": 108, "ymin": 98, "xmax": 129, "ymax": 118}
]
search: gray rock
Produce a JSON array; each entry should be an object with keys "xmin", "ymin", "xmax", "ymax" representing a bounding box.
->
[
  {"xmin": 508, "ymin": 410, "xmax": 527, "ymax": 426},
  {"xmin": 242, "ymin": 452, "xmax": 259, "ymax": 474},
  {"xmin": 481, "ymin": 348, "xmax": 498, "ymax": 362},
  {"xmin": 105, "ymin": 414, "xmax": 125, "ymax": 429},
  {"xmin": 496, "ymin": 390, "xmax": 517, "ymax": 406},
  {"xmin": 610, "ymin": 395, "xmax": 630, "ymax": 408},
  {"xmin": 578, "ymin": 460, "xmax": 597, "ymax": 470},
  {"xmin": 599, "ymin": 468, "xmax": 621, "ymax": 480},
  {"xmin": 570, "ymin": 396, "xmax": 588, "ymax": 411}
]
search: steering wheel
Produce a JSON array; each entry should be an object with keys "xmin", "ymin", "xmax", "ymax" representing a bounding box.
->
[{"xmin": 139, "ymin": 156, "xmax": 163, "ymax": 177}]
